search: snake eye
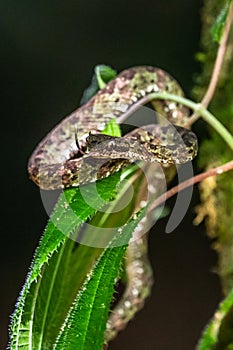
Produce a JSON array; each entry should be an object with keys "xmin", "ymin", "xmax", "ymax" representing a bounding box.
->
[{"xmin": 86, "ymin": 133, "xmax": 101, "ymax": 147}]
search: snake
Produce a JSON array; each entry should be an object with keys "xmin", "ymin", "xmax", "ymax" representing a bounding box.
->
[
  {"xmin": 28, "ymin": 66, "xmax": 198, "ymax": 345},
  {"xmin": 28, "ymin": 66, "xmax": 197, "ymax": 190}
]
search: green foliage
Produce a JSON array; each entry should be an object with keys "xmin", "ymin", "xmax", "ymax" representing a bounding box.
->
[
  {"xmin": 211, "ymin": 1, "xmax": 231, "ymax": 43},
  {"xmin": 9, "ymin": 172, "xmax": 123, "ymax": 349},
  {"xmin": 193, "ymin": 0, "xmax": 233, "ymax": 349},
  {"xmin": 80, "ymin": 64, "xmax": 117, "ymax": 105},
  {"xmin": 101, "ymin": 117, "xmax": 122, "ymax": 137},
  {"xmin": 197, "ymin": 288, "xmax": 233, "ymax": 350},
  {"xmin": 95, "ymin": 65, "xmax": 117, "ymax": 89},
  {"xmin": 54, "ymin": 210, "xmax": 145, "ymax": 350},
  {"xmin": 193, "ymin": 0, "xmax": 233, "ymax": 292}
]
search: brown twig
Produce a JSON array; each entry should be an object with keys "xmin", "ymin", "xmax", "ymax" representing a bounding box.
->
[
  {"xmin": 148, "ymin": 160, "xmax": 233, "ymax": 214},
  {"xmin": 187, "ymin": 1, "xmax": 233, "ymax": 126}
]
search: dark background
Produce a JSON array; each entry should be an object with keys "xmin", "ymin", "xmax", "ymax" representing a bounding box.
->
[{"xmin": 0, "ymin": 0, "xmax": 222, "ymax": 349}]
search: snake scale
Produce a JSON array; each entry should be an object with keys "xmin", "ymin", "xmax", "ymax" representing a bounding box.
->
[
  {"xmin": 28, "ymin": 66, "xmax": 197, "ymax": 190},
  {"xmin": 28, "ymin": 66, "xmax": 198, "ymax": 345}
]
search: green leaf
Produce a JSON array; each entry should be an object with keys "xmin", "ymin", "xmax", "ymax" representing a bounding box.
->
[
  {"xmin": 9, "ymin": 62, "xmax": 126, "ymax": 349},
  {"xmin": 80, "ymin": 64, "xmax": 117, "ymax": 104},
  {"xmin": 9, "ymin": 172, "xmax": 122, "ymax": 349},
  {"xmin": 54, "ymin": 210, "xmax": 145, "ymax": 350},
  {"xmin": 95, "ymin": 65, "xmax": 117, "ymax": 89},
  {"xmin": 9, "ymin": 163, "xmax": 147, "ymax": 349},
  {"xmin": 101, "ymin": 117, "xmax": 121, "ymax": 137},
  {"xmin": 197, "ymin": 287, "xmax": 233, "ymax": 350},
  {"xmin": 211, "ymin": 1, "xmax": 230, "ymax": 43}
]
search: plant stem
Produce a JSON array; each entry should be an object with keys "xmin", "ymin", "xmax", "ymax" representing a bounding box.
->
[
  {"xmin": 202, "ymin": 1, "xmax": 233, "ymax": 108},
  {"xmin": 127, "ymin": 92, "xmax": 233, "ymax": 152},
  {"xmin": 148, "ymin": 160, "xmax": 233, "ymax": 215},
  {"xmin": 195, "ymin": 105, "xmax": 233, "ymax": 151},
  {"xmin": 188, "ymin": 0, "xmax": 233, "ymax": 125}
]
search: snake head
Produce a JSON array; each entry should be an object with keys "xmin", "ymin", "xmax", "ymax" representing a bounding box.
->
[{"xmin": 86, "ymin": 132, "xmax": 119, "ymax": 150}]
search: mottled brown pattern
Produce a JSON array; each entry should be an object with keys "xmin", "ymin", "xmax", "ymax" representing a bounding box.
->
[{"xmin": 28, "ymin": 66, "xmax": 197, "ymax": 190}]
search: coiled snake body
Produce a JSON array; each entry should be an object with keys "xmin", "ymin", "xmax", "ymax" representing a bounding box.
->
[
  {"xmin": 28, "ymin": 66, "xmax": 197, "ymax": 190},
  {"xmin": 28, "ymin": 66, "xmax": 197, "ymax": 344}
]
